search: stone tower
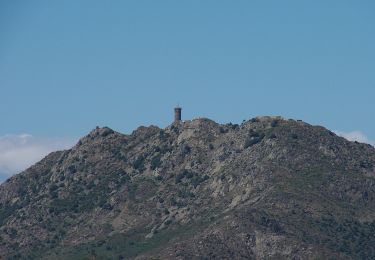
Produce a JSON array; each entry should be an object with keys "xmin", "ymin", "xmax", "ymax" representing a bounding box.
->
[{"xmin": 174, "ymin": 107, "xmax": 182, "ymax": 122}]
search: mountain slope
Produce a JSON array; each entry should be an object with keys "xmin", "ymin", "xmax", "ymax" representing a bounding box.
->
[{"xmin": 1, "ymin": 117, "xmax": 375, "ymax": 259}]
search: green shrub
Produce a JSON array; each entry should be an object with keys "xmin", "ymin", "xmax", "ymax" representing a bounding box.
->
[
  {"xmin": 182, "ymin": 145, "xmax": 191, "ymax": 155},
  {"xmin": 175, "ymin": 170, "xmax": 193, "ymax": 183},
  {"xmin": 271, "ymin": 120, "xmax": 278, "ymax": 127},
  {"xmin": 49, "ymin": 184, "xmax": 58, "ymax": 192},
  {"xmin": 219, "ymin": 127, "xmax": 227, "ymax": 134},
  {"xmin": 150, "ymin": 155, "xmax": 162, "ymax": 170},
  {"xmin": 191, "ymin": 174, "xmax": 209, "ymax": 188},
  {"xmin": 175, "ymin": 172, "xmax": 184, "ymax": 184},
  {"xmin": 8, "ymin": 228, "xmax": 17, "ymax": 239},
  {"xmin": 133, "ymin": 156, "xmax": 145, "ymax": 171}
]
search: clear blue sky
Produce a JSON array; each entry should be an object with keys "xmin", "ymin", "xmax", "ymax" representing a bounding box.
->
[{"xmin": 1, "ymin": 1, "xmax": 374, "ymax": 140}]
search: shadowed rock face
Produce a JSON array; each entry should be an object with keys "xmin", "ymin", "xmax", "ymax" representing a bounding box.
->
[{"xmin": 1, "ymin": 117, "xmax": 375, "ymax": 259}]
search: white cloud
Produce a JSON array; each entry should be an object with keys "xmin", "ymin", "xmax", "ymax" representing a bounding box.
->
[
  {"xmin": 0, "ymin": 134, "xmax": 76, "ymax": 182},
  {"xmin": 335, "ymin": 130, "xmax": 375, "ymax": 147}
]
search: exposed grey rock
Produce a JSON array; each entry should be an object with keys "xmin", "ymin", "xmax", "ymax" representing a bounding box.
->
[{"xmin": 0, "ymin": 117, "xmax": 375, "ymax": 259}]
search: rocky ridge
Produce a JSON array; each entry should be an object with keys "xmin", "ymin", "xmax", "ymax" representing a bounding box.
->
[{"xmin": 0, "ymin": 116, "xmax": 375, "ymax": 259}]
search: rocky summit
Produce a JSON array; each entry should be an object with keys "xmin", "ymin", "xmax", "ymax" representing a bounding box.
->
[{"xmin": 1, "ymin": 117, "xmax": 375, "ymax": 259}]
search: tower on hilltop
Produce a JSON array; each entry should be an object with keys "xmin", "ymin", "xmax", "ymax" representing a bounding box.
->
[{"xmin": 174, "ymin": 107, "xmax": 182, "ymax": 122}]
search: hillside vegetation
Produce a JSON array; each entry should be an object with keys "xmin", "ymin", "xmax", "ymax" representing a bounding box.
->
[{"xmin": 1, "ymin": 116, "xmax": 375, "ymax": 259}]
